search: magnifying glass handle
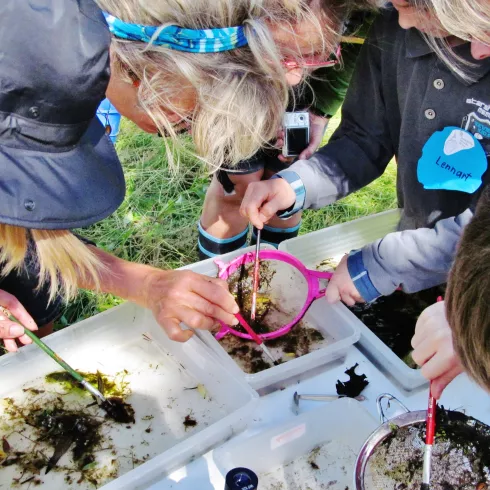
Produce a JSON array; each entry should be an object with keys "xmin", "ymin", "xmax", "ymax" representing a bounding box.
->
[{"xmin": 307, "ymin": 269, "xmax": 334, "ymax": 298}]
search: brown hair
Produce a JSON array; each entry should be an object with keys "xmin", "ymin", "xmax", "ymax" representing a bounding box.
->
[{"xmin": 446, "ymin": 187, "xmax": 490, "ymax": 391}]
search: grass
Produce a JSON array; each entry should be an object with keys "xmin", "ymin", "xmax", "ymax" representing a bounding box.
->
[{"xmin": 57, "ymin": 113, "xmax": 397, "ymax": 328}]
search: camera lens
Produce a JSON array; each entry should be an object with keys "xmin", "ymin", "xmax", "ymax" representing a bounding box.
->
[{"xmin": 299, "ymin": 116, "xmax": 304, "ymax": 121}]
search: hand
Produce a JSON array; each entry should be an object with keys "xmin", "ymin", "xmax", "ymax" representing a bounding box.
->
[
  {"xmin": 78, "ymin": 248, "xmax": 241, "ymax": 344},
  {"xmin": 411, "ymin": 301, "xmax": 464, "ymax": 399},
  {"xmin": 0, "ymin": 290, "xmax": 38, "ymax": 352},
  {"xmin": 324, "ymin": 255, "xmax": 364, "ymax": 306},
  {"xmin": 142, "ymin": 269, "xmax": 240, "ymax": 342},
  {"xmin": 277, "ymin": 112, "xmax": 329, "ymax": 163},
  {"xmin": 298, "ymin": 113, "xmax": 329, "ymax": 160},
  {"xmin": 240, "ymin": 178, "xmax": 296, "ymax": 229}
]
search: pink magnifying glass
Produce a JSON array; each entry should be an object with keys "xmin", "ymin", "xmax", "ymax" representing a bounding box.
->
[{"xmin": 214, "ymin": 249, "xmax": 333, "ymax": 341}]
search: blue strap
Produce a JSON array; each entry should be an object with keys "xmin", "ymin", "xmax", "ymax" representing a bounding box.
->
[
  {"xmin": 263, "ymin": 222, "xmax": 301, "ymax": 234},
  {"xmin": 103, "ymin": 12, "xmax": 248, "ymax": 53},
  {"xmin": 347, "ymin": 250, "xmax": 381, "ymax": 303},
  {"xmin": 271, "ymin": 171, "xmax": 306, "ymax": 219}
]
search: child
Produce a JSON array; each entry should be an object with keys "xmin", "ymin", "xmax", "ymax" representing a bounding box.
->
[
  {"xmin": 197, "ymin": 30, "xmax": 370, "ymax": 259},
  {"xmin": 408, "ymin": 0, "xmax": 490, "ymax": 398},
  {"xmin": 411, "ymin": 185, "xmax": 490, "ymax": 399},
  {"xmin": 446, "ymin": 185, "xmax": 490, "ymax": 393},
  {"xmin": 240, "ymin": 0, "xmax": 490, "ymax": 308}
]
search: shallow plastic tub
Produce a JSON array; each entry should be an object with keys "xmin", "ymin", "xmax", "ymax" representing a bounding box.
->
[
  {"xmin": 0, "ymin": 302, "xmax": 258, "ymax": 490},
  {"xmin": 182, "ymin": 247, "xmax": 361, "ymax": 392},
  {"xmin": 213, "ymin": 397, "xmax": 378, "ymax": 489},
  {"xmin": 279, "ymin": 210, "xmax": 428, "ymax": 392},
  {"xmin": 279, "ymin": 209, "xmax": 401, "ymax": 269}
]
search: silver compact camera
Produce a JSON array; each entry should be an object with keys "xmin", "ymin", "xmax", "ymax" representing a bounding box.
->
[{"xmin": 282, "ymin": 111, "xmax": 310, "ymax": 158}]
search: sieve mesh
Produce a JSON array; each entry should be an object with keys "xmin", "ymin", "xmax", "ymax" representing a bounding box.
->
[
  {"xmin": 227, "ymin": 259, "xmax": 309, "ymax": 334},
  {"xmin": 364, "ymin": 418, "xmax": 490, "ymax": 489}
]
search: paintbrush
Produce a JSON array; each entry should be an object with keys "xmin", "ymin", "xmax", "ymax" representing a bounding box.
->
[
  {"xmin": 235, "ymin": 312, "xmax": 279, "ymax": 366},
  {"xmin": 250, "ymin": 228, "xmax": 261, "ymax": 321},
  {"xmin": 420, "ymin": 298, "xmax": 443, "ymax": 488},
  {"xmin": 0, "ymin": 307, "xmax": 109, "ymax": 405},
  {"xmin": 421, "ymin": 382, "xmax": 436, "ymax": 490}
]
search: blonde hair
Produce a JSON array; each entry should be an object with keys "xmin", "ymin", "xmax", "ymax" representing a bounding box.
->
[
  {"xmin": 0, "ymin": 0, "xmax": 348, "ymax": 305},
  {"xmin": 446, "ymin": 186, "xmax": 490, "ymax": 392},
  {"xmin": 0, "ymin": 225, "xmax": 102, "ymax": 303},
  {"xmin": 369, "ymin": 0, "xmax": 486, "ymax": 82},
  {"xmin": 411, "ymin": 0, "xmax": 488, "ymax": 82},
  {"xmin": 426, "ymin": 0, "xmax": 490, "ymax": 46},
  {"xmin": 97, "ymin": 0, "xmax": 345, "ymax": 169}
]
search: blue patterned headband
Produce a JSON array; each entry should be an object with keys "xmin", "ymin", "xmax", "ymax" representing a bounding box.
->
[{"xmin": 103, "ymin": 13, "xmax": 248, "ymax": 53}]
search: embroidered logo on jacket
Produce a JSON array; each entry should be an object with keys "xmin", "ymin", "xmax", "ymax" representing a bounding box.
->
[{"xmin": 466, "ymin": 98, "xmax": 490, "ymax": 120}]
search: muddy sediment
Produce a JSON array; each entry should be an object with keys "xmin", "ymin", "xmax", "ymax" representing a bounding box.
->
[
  {"xmin": 219, "ymin": 261, "xmax": 326, "ymax": 373},
  {"xmin": 1, "ymin": 370, "xmax": 134, "ymax": 487},
  {"xmin": 347, "ymin": 285, "xmax": 446, "ymax": 367},
  {"xmin": 367, "ymin": 408, "xmax": 490, "ymax": 489}
]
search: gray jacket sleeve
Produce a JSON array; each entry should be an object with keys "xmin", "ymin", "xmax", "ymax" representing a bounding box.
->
[
  {"xmin": 361, "ymin": 209, "xmax": 474, "ymax": 296},
  {"xmin": 281, "ymin": 17, "xmax": 395, "ymax": 210}
]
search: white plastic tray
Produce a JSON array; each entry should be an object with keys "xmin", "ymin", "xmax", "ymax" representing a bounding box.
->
[
  {"xmin": 0, "ymin": 302, "xmax": 258, "ymax": 490},
  {"xmin": 183, "ymin": 247, "xmax": 361, "ymax": 392},
  {"xmin": 213, "ymin": 398, "xmax": 378, "ymax": 489},
  {"xmin": 279, "ymin": 209, "xmax": 401, "ymax": 268},
  {"xmin": 279, "ymin": 209, "xmax": 429, "ymax": 392}
]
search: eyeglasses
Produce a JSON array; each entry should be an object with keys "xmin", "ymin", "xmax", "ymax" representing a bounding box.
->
[{"xmin": 283, "ymin": 44, "xmax": 341, "ymax": 69}]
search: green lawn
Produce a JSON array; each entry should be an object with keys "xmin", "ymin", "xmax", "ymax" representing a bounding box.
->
[{"xmin": 58, "ymin": 114, "xmax": 397, "ymax": 327}]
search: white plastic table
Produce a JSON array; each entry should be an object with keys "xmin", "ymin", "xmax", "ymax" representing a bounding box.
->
[{"xmin": 148, "ymin": 342, "xmax": 490, "ymax": 489}]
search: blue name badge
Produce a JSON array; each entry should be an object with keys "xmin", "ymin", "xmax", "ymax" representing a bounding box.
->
[{"xmin": 417, "ymin": 126, "xmax": 487, "ymax": 193}]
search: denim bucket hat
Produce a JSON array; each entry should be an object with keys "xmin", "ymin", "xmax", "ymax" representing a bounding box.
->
[{"xmin": 0, "ymin": 0, "xmax": 125, "ymax": 230}]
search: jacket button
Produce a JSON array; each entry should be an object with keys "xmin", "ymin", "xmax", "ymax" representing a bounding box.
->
[
  {"xmin": 24, "ymin": 199, "xmax": 35, "ymax": 211},
  {"xmin": 28, "ymin": 106, "xmax": 40, "ymax": 118},
  {"xmin": 433, "ymin": 79, "xmax": 445, "ymax": 89},
  {"xmin": 425, "ymin": 109, "xmax": 436, "ymax": 120}
]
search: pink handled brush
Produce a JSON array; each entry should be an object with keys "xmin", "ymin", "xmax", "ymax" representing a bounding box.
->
[
  {"xmin": 235, "ymin": 312, "xmax": 278, "ymax": 366},
  {"xmin": 421, "ymin": 383, "xmax": 436, "ymax": 489},
  {"xmin": 422, "ymin": 295, "xmax": 444, "ymax": 489}
]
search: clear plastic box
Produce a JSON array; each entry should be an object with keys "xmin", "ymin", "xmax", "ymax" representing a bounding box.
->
[
  {"xmin": 0, "ymin": 302, "xmax": 258, "ymax": 490},
  {"xmin": 213, "ymin": 398, "xmax": 378, "ymax": 489},
  {"xmin": 279, "ymin": 209, "xmax": 401, "ymax": 268},
  {"xmin": 279, "ymin": 210, "xmax": 428, "ymax": 392},
  {"xmin": 182, "ymin": 247, "xmax": 361, "ymax": 392}
]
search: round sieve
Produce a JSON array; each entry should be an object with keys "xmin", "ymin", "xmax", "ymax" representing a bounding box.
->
[
  {"xmin": 214, "ymin": 250, "xmax": 332, "ymax": 341},
  {"xmin": 355, "ymin": 394, "xmax": 490, "ymax": 490}
]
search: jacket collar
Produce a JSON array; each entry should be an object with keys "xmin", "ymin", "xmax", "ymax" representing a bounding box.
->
[{"xmin": 405, "ymin": 28, "xmax": 490, "ymax": 84}]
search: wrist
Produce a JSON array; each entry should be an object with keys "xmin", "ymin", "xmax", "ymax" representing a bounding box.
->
[
  {"xmin": 308, "ymin": 106, "xmax": 332, "ymax": 120},
  {"xmin": 272, "ymin": 171, "xmax": 306, "ymax": 218},
  {"xmin": 346, "ymin": 250, "xmax": 381, "ymax": 303},
  {"xmin": 276, "ymin": 176, "xmax": 296, "ymax": 207},
  {"xmin": 90, "ymin": 247, "xmax": 164, "ymax": 308},
  {"xmin": 138, "ymin": 267, "xmax": 171, "ymax": 310}
]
